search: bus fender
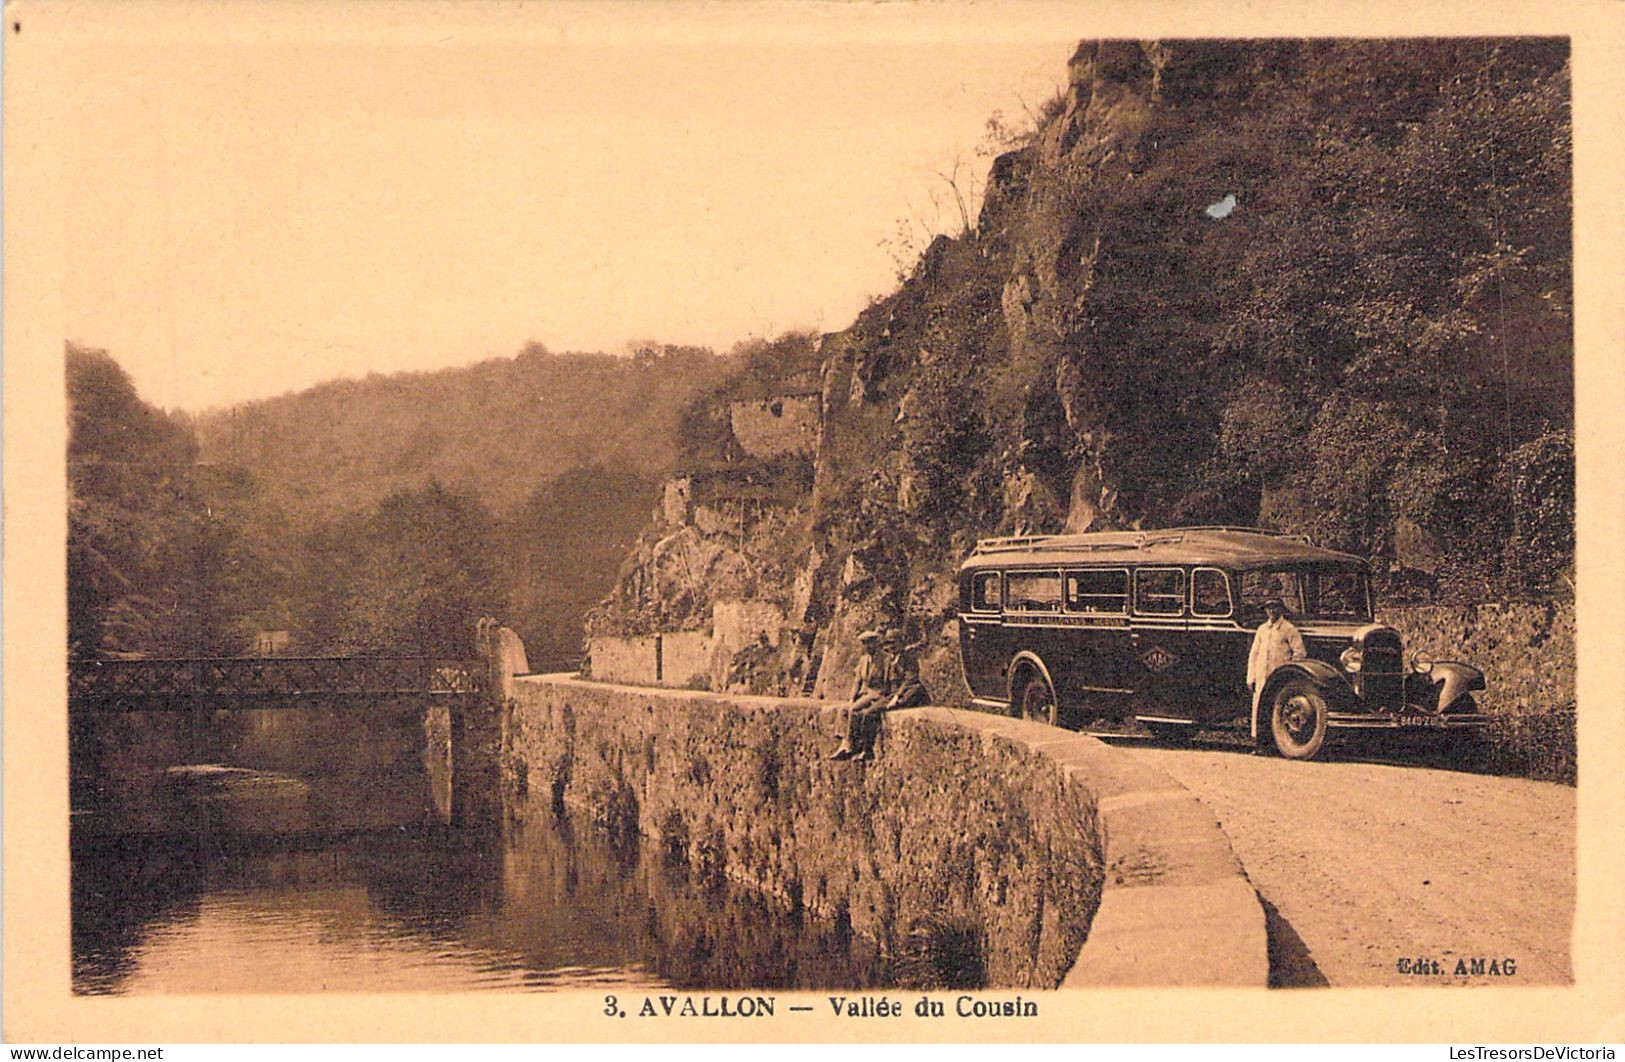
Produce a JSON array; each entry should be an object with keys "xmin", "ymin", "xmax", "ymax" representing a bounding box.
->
[
  {"xmin": 1006, "ymin": 651, "xmax": 1057, "ymax": 709},
  {"xmin": 1427, "ymin": 660, "xmax": 1486, "ymax": 711}
]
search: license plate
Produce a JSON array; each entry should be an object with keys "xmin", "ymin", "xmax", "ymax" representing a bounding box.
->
[{"xmin": 1398, "ymin": 714, "xmax": 1446, "ymax": 729}]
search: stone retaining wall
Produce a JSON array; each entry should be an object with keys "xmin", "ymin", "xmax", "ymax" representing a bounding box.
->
[
  {"xmin": 588, "ymin": 607, "xmax": 785, "ymax": 691},
  {"xmin": 1379, "ymin": 601, "xmax": 1576, "ymax": 783},
  {"xmin": 588, "ymin": 631, "xmax": 713, "ymax": 688},
  {"xmin": 504, "ymin": 676, "xmax": 1267, "ymax": 987},
  {"xmin": 1378, "ymin": 600, "xmax": 1574, "ymax": 715}
]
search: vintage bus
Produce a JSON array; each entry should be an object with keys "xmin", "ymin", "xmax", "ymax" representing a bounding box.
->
[{"xmin": 956, "ymin": 526, "xmax": 1489, "ymax": 759}]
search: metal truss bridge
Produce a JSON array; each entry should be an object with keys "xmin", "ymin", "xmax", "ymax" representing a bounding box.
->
[{"xmin": 67, "ymin": 656, "xmax": 483, "ymax": 713}]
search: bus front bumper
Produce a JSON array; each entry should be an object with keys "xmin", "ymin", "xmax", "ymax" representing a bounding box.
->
[{"xmin": 1328, "ymin": 711, "xmax": 1492, "ymax": 731}]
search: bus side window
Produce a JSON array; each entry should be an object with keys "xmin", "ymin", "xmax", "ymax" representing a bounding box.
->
[
  {"xmin": 1006, "ymin": 571, "xmax": 1062, "ymax": 612},
  {"xmin": 1067, "ymin": 569, "xmax": 1128, "ymax": 614},
  {"xmin": 1191, "ymin": 568, "xmax": 1233, "ymax": 617},
  {"xmin": 1134, "ymin": 568, "xmax": 1187, "ymax": 616},
  {"xmin": 971, "ymin": 572, "xmax": 1002, "ymax": 611}
]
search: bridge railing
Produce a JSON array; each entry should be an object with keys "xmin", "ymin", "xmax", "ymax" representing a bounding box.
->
[{"xmin": 68, "ymin": 656, "xmax": 483, "ymax": 712}]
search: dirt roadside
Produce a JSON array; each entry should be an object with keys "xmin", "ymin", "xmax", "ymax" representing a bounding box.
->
[{"xmin": 1126, "ymin": 741, "xmax": 1575, "ymax": 987}]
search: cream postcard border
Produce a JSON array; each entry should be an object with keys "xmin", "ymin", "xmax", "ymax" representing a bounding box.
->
[{"xmin": 5, "ymin": 0, "xmax": 1622, "ymax": 1043}]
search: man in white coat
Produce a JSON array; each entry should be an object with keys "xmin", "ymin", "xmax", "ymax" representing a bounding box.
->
[{"xmin": 1248, "ymin": 597, "xmax": 1306, "ymax": 713}]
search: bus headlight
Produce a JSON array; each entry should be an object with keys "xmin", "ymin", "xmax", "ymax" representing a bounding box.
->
[
  {"xmin": 1339, "ymin": 646, "xmax": 1362, "ymax": 673},
  {"xmin": 1410, "ymin": 652, "xmax": 1434, "ymax": 675}
]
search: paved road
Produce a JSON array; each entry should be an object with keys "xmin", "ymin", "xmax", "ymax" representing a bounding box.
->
[{"xmin": 1123, "ymin": 739, "xmax": 1575, "ymax": 987}]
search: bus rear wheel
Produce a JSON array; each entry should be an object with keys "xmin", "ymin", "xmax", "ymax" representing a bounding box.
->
[{"xmin": 1018, "ymin": 671, "xmax": 1060, "ymax": 729}]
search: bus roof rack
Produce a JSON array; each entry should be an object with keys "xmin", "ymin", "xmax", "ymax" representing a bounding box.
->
[
  {"xmin": 1164, "ymin": 525, "xmax": 1314, "ymax": 544},
  {"xmin": 972, "ymin": 532, "xmax": 1148, "ymax": 555},
  {"xmin": 972, "ymin": 526, "xmax": 1312, "ymax": 556}
]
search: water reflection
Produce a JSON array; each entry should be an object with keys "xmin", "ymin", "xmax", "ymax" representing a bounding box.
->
[{"xmin": 73, "ymin": 808, "xmax": 891, "ymax": 994}]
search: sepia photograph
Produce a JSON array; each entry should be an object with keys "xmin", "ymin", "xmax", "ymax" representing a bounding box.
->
[{"xmin": 5, "ymin": 0, "xmax": 1624, "ymax": 1046}]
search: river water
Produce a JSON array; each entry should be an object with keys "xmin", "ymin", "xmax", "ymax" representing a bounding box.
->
[{"xmin": 72, "ymin": 807, "xmax": 891, "ymax": 995}]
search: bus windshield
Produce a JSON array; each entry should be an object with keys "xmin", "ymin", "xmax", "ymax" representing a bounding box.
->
[{"xmin": 1236, "ymin": 566, "xmax": 1372, "ymax": 623}]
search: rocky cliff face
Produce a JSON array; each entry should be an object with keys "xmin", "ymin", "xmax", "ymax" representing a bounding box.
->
[{"xmin": 592, "ymin": 38, "xmax": 1573, "ymax": 704}]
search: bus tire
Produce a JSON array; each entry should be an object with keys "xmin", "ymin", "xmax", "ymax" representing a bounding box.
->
[
  {"xmin": 1269, "ymin": 678, "xmax": 1329, "ymax": 760},
  {"xmin": 1018, "ymin": 670, "xmax": 1060, "ymax": 728}
]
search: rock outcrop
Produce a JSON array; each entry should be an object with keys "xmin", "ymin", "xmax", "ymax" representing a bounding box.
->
[{"xmin": 591, "ymin": 39, "xmax": 1573, "ymax": 713}]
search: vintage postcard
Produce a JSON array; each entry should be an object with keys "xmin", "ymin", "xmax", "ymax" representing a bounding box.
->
[{"xmin": 5, "ymin": 0, "xmax": 1624, "ymax": 1046}]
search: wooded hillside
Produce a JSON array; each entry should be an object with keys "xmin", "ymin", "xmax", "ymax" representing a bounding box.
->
[
  {"xmin": 71, "ymin": 343, "xmax": 732, "ymax": 662},
  {"xmin": 193, "ymin": 344, "xmax": 724, "ymax": 520}
]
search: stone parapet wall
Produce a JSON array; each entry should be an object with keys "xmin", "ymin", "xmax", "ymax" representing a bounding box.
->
[{"xmin": 504, "ymin": 676, "xmax": 1267, "ymax": 987}]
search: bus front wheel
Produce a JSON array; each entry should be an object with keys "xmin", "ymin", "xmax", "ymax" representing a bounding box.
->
[{"xmin": 1269, "ymin": 678, "xmax": 1329, "ymax": 760}]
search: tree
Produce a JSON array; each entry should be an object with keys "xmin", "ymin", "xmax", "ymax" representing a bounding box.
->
[
  {"xmin": 67, "ymin": 344, "xmax": 252, "ymax": 656},
  {"xmin": 323, "ymin": 483, "xmax": 504, "ymax": 657}
]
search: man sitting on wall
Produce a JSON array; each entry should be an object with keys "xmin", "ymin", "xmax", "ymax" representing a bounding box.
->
[{"xmin": 829, "ymin": 626, "xmax": 929, "ymax": 761}]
